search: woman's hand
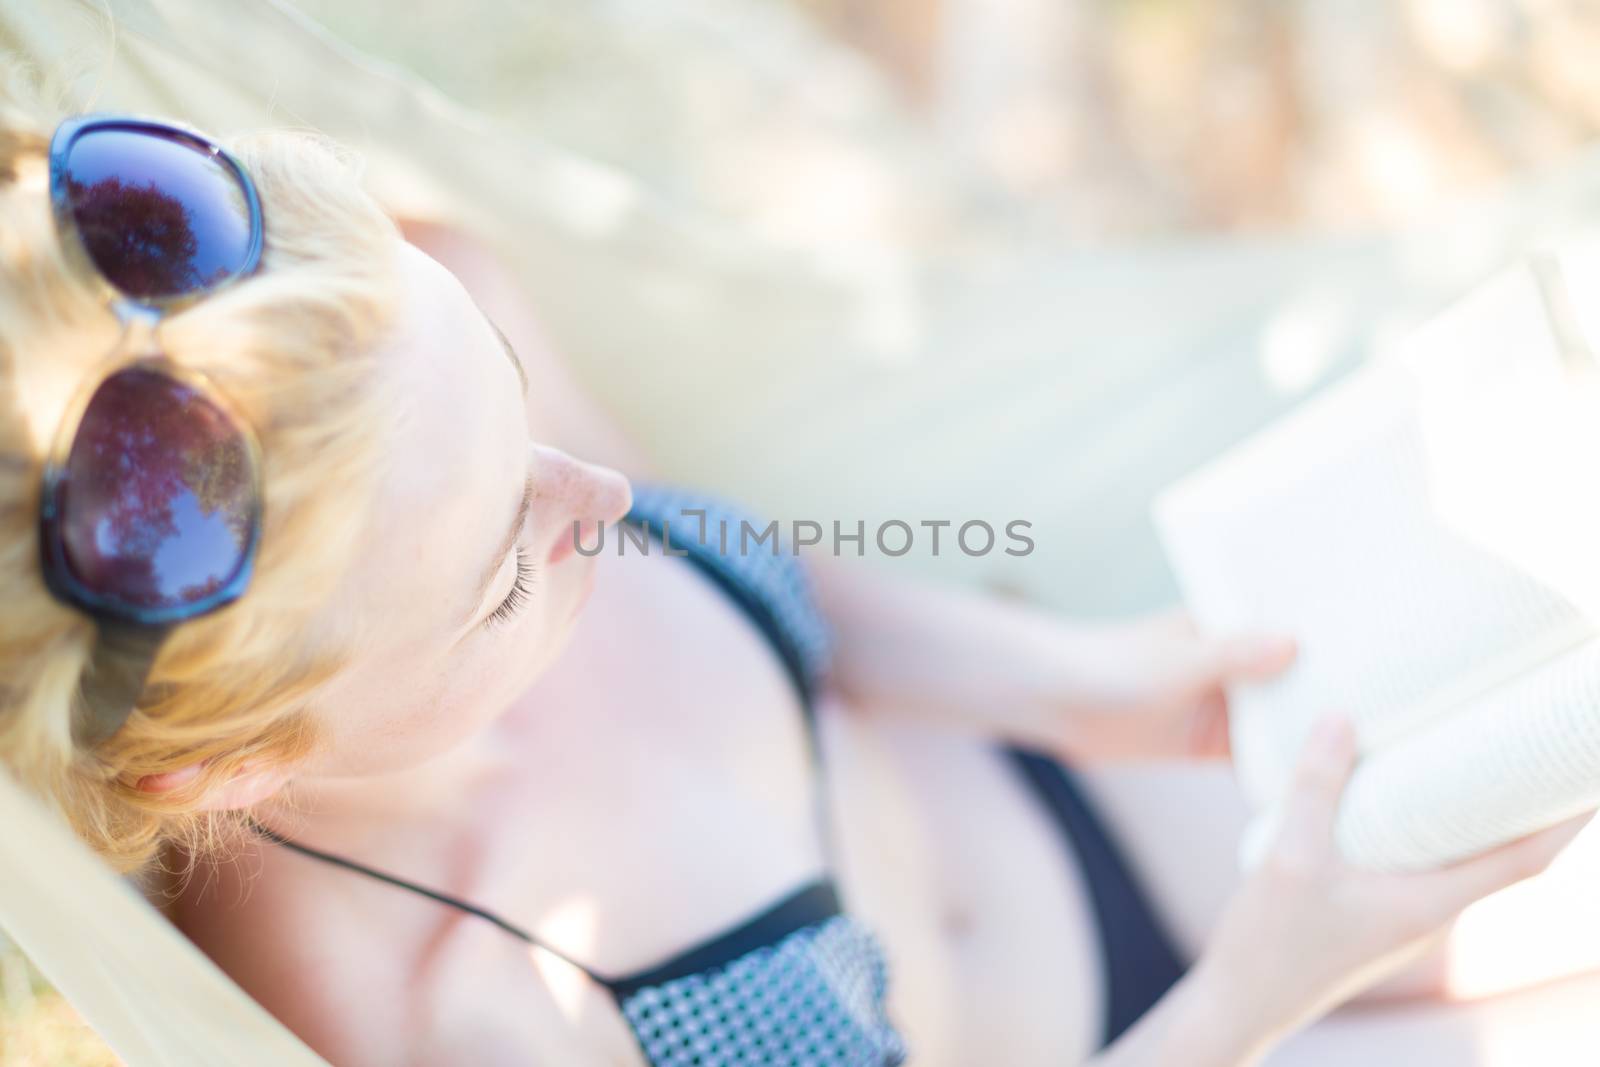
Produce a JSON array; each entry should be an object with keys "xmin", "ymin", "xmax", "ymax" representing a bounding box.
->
[
  {"xmin": 1046, "ymin": 606, "xmax": 1297, "ymax": 761},
  {"xmin": 1181, "ymin": 715, "xmax": 1594, "ymax": 1064}
]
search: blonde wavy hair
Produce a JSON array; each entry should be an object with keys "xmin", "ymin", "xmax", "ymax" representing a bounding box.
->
[{"xmin": 0, "ymin": 65, "xmax": 404, "ymax": 872}]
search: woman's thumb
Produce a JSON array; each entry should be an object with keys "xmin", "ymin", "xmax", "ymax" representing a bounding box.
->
[{"xmin": 1276, "ymin": 715, "xmax": 1358, "ymax": 849}]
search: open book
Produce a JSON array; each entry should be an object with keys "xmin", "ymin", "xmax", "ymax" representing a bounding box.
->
[{"xmin": 1154, "ymin": 243, "xmax": 1600, "ymax": 872}]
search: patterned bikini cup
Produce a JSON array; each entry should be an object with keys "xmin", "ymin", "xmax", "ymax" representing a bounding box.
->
[{"xmin": 619, "ymin": 916, "xmax": 909, "ymax": 1067}]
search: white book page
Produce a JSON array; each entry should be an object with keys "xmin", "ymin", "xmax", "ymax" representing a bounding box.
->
[
  {"xmin": 1337, "ymin": 638, "xmax": 1600, "ymax": 871},
  {"xmin": 1155, "ymin": 264, "xmax": 1600, "ymax": 830}
]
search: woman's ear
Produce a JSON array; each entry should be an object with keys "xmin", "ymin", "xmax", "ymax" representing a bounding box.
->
[{"xmin": 135, "ymin": 761, "xmax": 294, "ymax": 811}]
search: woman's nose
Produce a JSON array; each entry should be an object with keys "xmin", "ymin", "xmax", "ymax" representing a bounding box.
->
[{"xmin": 528, "ymin": 443, "xmax": 632, "ymax": 529}]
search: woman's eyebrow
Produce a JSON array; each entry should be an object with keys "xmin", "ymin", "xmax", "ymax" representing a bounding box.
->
[{"xmin": 464, "ymin": 471, "xmax": 534, "ymax": 628}]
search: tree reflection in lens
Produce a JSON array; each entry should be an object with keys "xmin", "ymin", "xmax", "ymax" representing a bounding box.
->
[
  {"xmin": 59, "ymin": 368, "xmax": 253, "ymax": 610},
  {"xmin": 67, "ymin": 175, "xmax": 222, "ymax": 298},
  {"xmin": 62, "ymin": 127, "xmax": 252, "ymax": 301}
]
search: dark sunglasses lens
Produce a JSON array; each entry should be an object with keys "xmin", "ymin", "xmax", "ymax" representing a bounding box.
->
[
  {"xmin": 58, "ymin": 367, "xmax": 257, "ymax": 612},
  {"xmin": 62, "ymin": 127, "xmax": 255, "ymax": 301}
]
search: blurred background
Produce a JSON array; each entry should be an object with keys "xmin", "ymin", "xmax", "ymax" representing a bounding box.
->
[
  {"xmin": 292, "ymin": 0, "xmax": 1600, "ymax": 242},
  {"xmin": 7, "ymin": 0, "xmax": 1600, "ymax": 1061}
]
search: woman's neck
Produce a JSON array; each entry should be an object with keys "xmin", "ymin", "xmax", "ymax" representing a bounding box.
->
[{"xmin": 257, "ymin": 722, "xmax": 514, "ymax": 844}]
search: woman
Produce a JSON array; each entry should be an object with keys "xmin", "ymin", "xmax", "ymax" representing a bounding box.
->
[{"xmin": 1, "ymin": 85, "xmax": 1593, "ymax": 1066}]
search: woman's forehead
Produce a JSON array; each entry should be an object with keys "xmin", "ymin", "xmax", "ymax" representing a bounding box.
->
[{"xmin": 346, "ymin": 242, "xmax": 525, "ymax": 633}]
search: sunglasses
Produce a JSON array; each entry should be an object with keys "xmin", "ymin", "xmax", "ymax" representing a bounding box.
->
[{"xmin": 37, "ymin": 114, "xmax": 266, "ymax": 748}]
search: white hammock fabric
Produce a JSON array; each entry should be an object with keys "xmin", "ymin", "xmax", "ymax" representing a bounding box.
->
[
  {"xmin": 4, "ymin": 1, "xmax": 1600, "ymax": 1063},
  {"xmin": 0, "ymin": 766, "xmax": 328, "ymax": 1064}
]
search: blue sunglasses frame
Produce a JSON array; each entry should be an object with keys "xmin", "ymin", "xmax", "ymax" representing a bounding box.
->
[{"xmin": 36, "ymin": 113, "xmax": 266, "ymax": 745}]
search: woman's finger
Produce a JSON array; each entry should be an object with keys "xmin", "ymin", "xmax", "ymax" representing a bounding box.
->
[
  {"xmin": 1176, "ymin": 632, "xmax": 1298, "ymax": 693},
  {"xmin": 1183, "ymin": 691, "xmax": 1232, "ymax": 759},
  {"xmin": 1213, "ymin": 633, "xmax": 1299, "ymax": 681},
  {"xmin": 1420, "ymin": 810, "xmax": 1596, "ymax": 912},
  {"xmin": 1143, "ymin": 605, "xmax": 1197, "ymax": 638},
  {"xmin": 1274, "ymin": 715, "xmax": 1358, "ymax": 851}
]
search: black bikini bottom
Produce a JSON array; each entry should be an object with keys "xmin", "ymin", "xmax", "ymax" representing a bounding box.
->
[{"xmin": 1005, "ymin": 747, "xmax": 1189, "ymax": 1049}]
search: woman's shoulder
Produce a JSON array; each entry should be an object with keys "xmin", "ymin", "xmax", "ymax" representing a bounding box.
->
[
  {"xmin": 166, "ymin": 838, "xmax": 426, "ymax": 1065},
  {"xmin": 165, "ymin": 835, "xmax": 646, "ymax": 1065}
]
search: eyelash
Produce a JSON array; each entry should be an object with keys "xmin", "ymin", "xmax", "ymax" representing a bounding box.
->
[{"xmin": 483, "ymin": 545, "xmax": 536, "ymax": 630}]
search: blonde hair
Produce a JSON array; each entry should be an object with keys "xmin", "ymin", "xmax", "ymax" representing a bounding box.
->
[{"xmin": 0, "ymin": 65, "xmax": 404, "ymax": 872}]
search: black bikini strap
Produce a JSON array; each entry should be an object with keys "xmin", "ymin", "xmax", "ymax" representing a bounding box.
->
[{"xmin": 244, "ymin": 819, "xmax": 610, "ymax": 985}]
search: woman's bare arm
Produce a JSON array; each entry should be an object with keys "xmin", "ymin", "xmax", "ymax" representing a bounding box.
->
[{"xmin": 807, "ymin": 554, "xmax": 1295, "ymax": 762}]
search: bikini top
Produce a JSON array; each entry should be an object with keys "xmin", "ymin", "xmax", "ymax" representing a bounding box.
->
[{"xmin": 255, "ymin": 482, "xmax": 910, "ymax": 1067}]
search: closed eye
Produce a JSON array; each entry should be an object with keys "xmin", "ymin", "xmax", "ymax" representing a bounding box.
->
[{"xmin": 482, "ymin": 544, "xmax": 536, "ymax": 630}]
